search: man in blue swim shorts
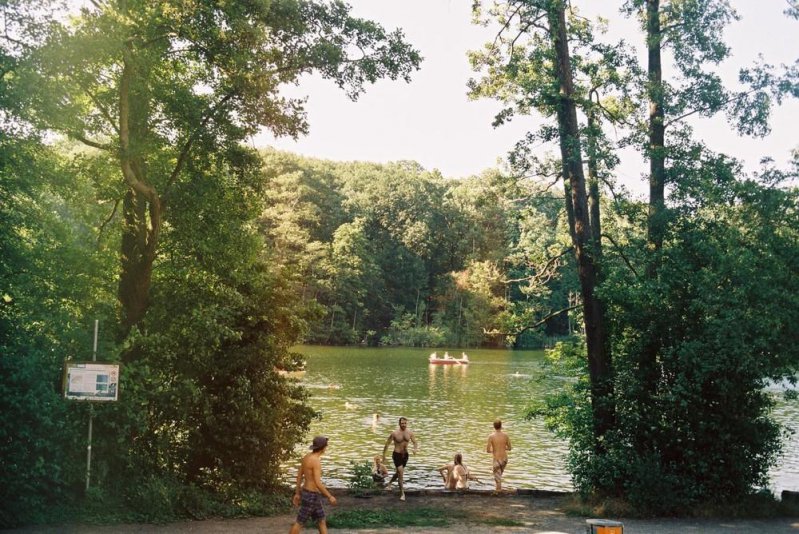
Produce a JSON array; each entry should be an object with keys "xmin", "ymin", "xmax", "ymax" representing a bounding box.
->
[{"xmin": 289, "ymin": 436, "xmax": 337, "ymax": 534}]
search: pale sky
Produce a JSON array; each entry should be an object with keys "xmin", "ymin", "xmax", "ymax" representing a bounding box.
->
[{"xmin": 253, "ymin": 1, "xmax": 799, "ymax": 197}]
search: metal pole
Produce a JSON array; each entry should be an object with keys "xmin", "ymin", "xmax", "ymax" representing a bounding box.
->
[
  {"xmin": 85, "ymin": 411, "xmax": 93, "ymax": 491},
  {"xmin": 92, "ymin": 319, "xmax": 98, "ymax": 361},
  {"xmin": 85, "ymin": 319, "xmax": 98, "ymax": 491}
]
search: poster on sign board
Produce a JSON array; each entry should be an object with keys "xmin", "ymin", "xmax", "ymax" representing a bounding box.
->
[{"xmin": 63, "ymin": 362, "xmax": 119, "ymax": 401}]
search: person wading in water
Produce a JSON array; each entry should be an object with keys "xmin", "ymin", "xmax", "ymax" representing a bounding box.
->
[
  {"xmin": 486, "ymin": 419, "xmax": 512, "ymax": 492},
  {"xmin": 382, "ymin": 416, "xmax": 418, "ymax": 501}
]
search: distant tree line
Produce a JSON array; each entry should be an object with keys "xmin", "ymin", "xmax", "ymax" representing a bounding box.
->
[{"xmin": 258, "ymin": 150, "xmax": 579, "ymax": 348}]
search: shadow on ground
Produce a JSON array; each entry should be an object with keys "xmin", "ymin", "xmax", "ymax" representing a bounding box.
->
[{"xmin": 9, "ymin": 489, "xmax": 799, "ymax": 533}]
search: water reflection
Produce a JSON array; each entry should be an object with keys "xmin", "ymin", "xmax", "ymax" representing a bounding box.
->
[
  {"xmin": 770, "ymin": 388, "xmax": 799, "ymax": 497},
  {"xmin": 283, "ymin": 346, "xmax": 798, "ymax": 496},
  {"xmin": 284, "ymin": 346, "xmax": 570, "ymax": 491}
]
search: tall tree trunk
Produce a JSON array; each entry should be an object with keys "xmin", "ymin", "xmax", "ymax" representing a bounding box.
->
[
  {"xmin": 646, "ymin": 0, "xmax": 666, "ymax": 269},
  {"xmin": 586, "ymin": 105, "xmax": 603, "ymax": 261},
  {"xmin": 456, "ymin": 294, "xmax": 463, "ymax": 345},
  {"xmin": 547, "ymin": 2, "xmax": 614, "ymax": 444},
  {"xmin": 328, "ymin": 305, "xmax": 336, "ymax": 342},
  {"xmin": 117, "ymin": 45, "xmax": 161, "ymax": 342},
  {"xmin": 638, "ymin": 0, "xmax": 667, "ymax": 446},
  {"xmin": 415, "ymin": 288, "xmax": 421, "ymax": 327},
  {"xmin": 118, "ymin": 189, "xmax": 155, "ymax": 337}
]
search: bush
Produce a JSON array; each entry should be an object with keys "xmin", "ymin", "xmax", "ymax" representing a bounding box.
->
[
  {"xmin": 347, "ymin": 461, "xmax": 380, "ymax": 497},
  {"xmin": 177, "ymin": 484, "xmax": 291, "ymax": 520},
  {"xmin": 124, "ymin": 475, "xmax": 183, "ymax": 522},
  {"xmin": 0, "ymin": 342, "xmax": 101, "ymax": 528},
  {"xmin": 379, "ymin": 312, "xmax": 450, "ymax": 347},
  {"xmin": 532, "ymin": 335, "xmax": 786, "ymax": 516}
]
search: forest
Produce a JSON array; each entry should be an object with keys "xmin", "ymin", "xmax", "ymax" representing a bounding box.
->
[
  {"xmin": 259, "ymin": 150, "xmax": 573, "ymax": 348},
  {"xmin": 1, "ymin": 0, "xmax": 798, "ymax": 527}
]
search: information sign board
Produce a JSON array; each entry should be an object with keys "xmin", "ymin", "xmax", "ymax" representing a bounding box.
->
[{"xmin": 63, "ymin": 362, "xmax": 119, "ymax": 401}]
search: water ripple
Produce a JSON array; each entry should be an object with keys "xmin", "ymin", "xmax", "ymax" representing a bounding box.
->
[{"xmin": 282, "ymin": 347, "xmax": 797, "ymax": 496}]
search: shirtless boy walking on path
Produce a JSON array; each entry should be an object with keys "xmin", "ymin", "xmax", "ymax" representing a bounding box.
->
[
  {"xmin": 382, "ymin": 416, "xmax": 418, "ymax": 501},
  {"xmin": 486, "ymin": 419, "xmax": 512, "ymax": 492},
  {"xmin": 289, "ymin": 436, "xmax": 337, "ymax": 534}
]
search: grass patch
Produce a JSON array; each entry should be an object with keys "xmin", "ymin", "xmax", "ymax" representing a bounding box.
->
[
  {"xmin": 11, "ymin": 485, "xmax": 292, "ymax": 528},
  {"xmin": 473, "ymin": 516, "xmax": 526, "ymax": 527},
  {"xmin": 563, "ymin": 491, "xmax": 799, "ymax": 520},
  {"xmin": 327, "ymin": 507, "xmax": 454, "ymax": 529},
  {"xmin": 692, "ymin": 492, "xmax": 799, "ymax": 519},
  {"xmin": 563, "ymin": 495, "xmax": 636, "ymax": 518}
]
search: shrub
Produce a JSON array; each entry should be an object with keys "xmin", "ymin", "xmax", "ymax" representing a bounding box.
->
[{"xmin": 347, "ymin": 461, "xmax": 379, "ymax": 497}]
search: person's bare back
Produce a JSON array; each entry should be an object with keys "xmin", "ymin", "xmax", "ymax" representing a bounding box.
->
[
  {"xmin": 486, "ymin": 419, "xmax": 512, "ymax": 491},
  {"xmin": 290, "ymin": 436, "xmax": 336, "ymax": 534},
  {"xmin": 487, "ymin": 429, "xmax": 511, "ymax": 462}
]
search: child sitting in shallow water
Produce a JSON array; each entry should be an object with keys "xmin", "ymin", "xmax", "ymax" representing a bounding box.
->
[{"xmin": 372, "ymin": 455, "xmax": 389, "ymax": 484}]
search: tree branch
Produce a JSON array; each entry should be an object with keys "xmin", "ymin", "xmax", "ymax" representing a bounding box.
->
[
  {"xmin": 483, "ymin": 304, "xmax": 581, "ymax": 337},
  {"xmin": 509, "ymin": 13, "xmax": 548, "ymax": 61},
  {"xmin": 492, "ymin": 2, "xmax": 524, "ymax": 52},
  {"xmin": 660, "ymin": 21, "xmax": 687, "ymax": 34},
  {"xmin": 81, "ymin": 85, "xmax": 120, "ymax": 136},
  {"xmin": 665, "ymin": 87, "xmax": 758, "ymax": 128},
  {"xmin": 600, "ymin": 174, "xmax": 624, "ymax": 206},
  {"xmin": 601, "ymin": 232, "xmax": 640, "ymax": 278},
  {"xmin": 70, "ymin": 132, "xmax": 113, "ymax": 151},
  {"xmin": 162, "ymin": 91, "xmax": 235, "ymax": 199},
  {"xmin": 504, "ymin": 247, "xmax": 573, "ymax": 284},
  {"xmin": 96, "ymin": 197, "xmax": 120, "ymax": 249}
]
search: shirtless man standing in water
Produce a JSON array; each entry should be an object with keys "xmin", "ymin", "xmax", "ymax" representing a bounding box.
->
[
  {"xmin": 289, "ymin": 436, "xmax": 337, "ymax": 534},
  {"xmin": 486, "ymin": 419, "xmax": 512, "ymax": 492},
  {"xmin": 382, "ymin": 416, "xmax": 418, "ymax": 501}
]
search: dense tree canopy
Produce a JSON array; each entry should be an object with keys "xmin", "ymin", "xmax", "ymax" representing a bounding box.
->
[
  {"xmin": 1, "ymin": 0, "xmax": 423, "ymax": 526},
  {"xmin": 258, "ymin": 150, "xmax": 577, "ymax": 348},
  {"xmin": 468, "ymin": 0, "xmax": 799, "ymax": 513},
  {"xmin": 7, "ymin": 0, "xmax": 421, "ymax": 336},
  {"xmin": 1, "ymin": 0, "xmax": 798, "ymax": 527}
]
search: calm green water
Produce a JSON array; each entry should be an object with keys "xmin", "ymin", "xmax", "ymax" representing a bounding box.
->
[
  {"xmin": 767, "ymin": 380, "xmax": 799, "ymax": 497},
  {"xmin": 283, "ymin": 346, "xmax": 570, "ymax": 491},
  {"xmin": 284, "ymin": 346, "xmax": 799, "ymax": 495}
]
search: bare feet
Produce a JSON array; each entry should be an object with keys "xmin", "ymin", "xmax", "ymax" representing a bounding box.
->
[{"xmin": 400, "ymin": 492, "xmax": 406, "ymax": 501}]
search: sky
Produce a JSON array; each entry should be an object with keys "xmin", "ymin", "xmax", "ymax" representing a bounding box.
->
[{"xmin": 252, "ymin": 1, "xmax": 799, "ymax": 197}]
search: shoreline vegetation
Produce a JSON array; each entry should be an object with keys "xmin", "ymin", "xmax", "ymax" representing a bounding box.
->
[{"xmin": 4, "ymin": 1, "xmax": 798, "ymax": 530}]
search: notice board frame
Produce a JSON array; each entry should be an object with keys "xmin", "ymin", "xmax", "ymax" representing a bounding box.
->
[{"xmin": 63, "ymin": 362, "xmax": 119, "ymax": 401}]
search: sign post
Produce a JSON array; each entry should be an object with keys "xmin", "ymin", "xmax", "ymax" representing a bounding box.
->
[
  {"xmin": 63, "ymin": 320, "xmax": 119, "ymax": 491},
  {"xmin": 87, "ymin": 320, "xmax": 97, "ymax": 491}
]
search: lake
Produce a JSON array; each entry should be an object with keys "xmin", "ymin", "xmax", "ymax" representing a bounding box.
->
[{"xmin": 284, "ymin": 346, "xmax": 798, "ymax": 496}]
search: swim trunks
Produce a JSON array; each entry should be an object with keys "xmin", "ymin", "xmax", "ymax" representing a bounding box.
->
[
  {"xmin": 295, "ymin": 489, "xmax": 325, "ymax": 524},
  {"xmin": 392, "ymin": 450, "xmax": 409, "ymax": 468},
  {"xmin": 492, "ymin": 458, "xmax": 508, "ymax": 484}
]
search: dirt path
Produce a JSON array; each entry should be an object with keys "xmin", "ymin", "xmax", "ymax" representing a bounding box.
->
[{"xmin": 10, "ymin": 489, "xmax": 799, "ymax": 533}]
